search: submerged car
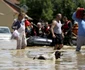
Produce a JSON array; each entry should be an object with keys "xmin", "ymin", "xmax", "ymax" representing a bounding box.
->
[{"xmin": 0, "ymin": 26, "xmax": 17, "ymax": 49}]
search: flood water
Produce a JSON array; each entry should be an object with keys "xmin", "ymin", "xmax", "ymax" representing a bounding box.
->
[{"xmin": 0, "ymin": 46, "xmax": 85, "ymax": 70}]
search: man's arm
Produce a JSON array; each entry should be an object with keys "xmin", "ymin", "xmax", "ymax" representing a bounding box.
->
[
  {"xmin": 12, "ymin": 20, "xmax": 21, "ymax": 30},
  {"xmin": 51, "ymin": 20, "xmax": 56, "ymax": 38},
  {"xmin": 11, "ymin": 21, "xmax": 17, "ymax": 30},
  {"xmin": 72, "ymin": 12, "xmax": 81, "ymax": 22},
  {"xmin": 67, "ymin": 22, "xmax": 72, "ymax": 33}
]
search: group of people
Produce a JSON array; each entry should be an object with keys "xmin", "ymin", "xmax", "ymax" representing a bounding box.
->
[
  {"xmin": 51, "ymin": 13, "xmax": 73, "ymax": 50},
  {"xmin": 52, "ymin": 7, "xmax": 85, "ymax": 52},
  {"xmin": 11, "ymin": 13, "xmax": 52, "ymax": 49},
  {"xmin": 25, "ymin": 21, "xmax": 51, "ymax": 39},
  {"xmin": 11, "ymin": 7, "xmax": 85, "ymax": 52},
  {"xmin": 11, "ymin": 12, "xmax": 73, "ymax": 50}
]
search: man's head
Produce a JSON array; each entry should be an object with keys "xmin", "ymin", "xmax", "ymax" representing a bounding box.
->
[
  {"xmin": 55, "ymin": 51, "xmax": 61, "ymax": 59},
  {"xmin": 63, "ymin": 16, "xmax": 68, "ymax": 22},
  {"xmin": 45, "ymin": 22, "xmax": 49, "ymax": 27},
  {"xmin": 18, "ymin": 13, "xmax": 24, "ymax": 21},
  {"xmin": 37, "ymin": 22, "xmax": 42, "ymax": 28},
  {"xmin": 56, "ymin": 13, "xmax": 62, "ymax": 20}
]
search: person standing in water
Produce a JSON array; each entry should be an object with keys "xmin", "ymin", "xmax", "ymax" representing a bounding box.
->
[
  {"xmin": 12, "ymin": 13, "xmax": 26, "ymax": 49},
  {"xmin": 72, "ymin": 8, "xmax": 85, "ymax": 52},
  {"xmin": 51, "ymin": 13, "xmax": 63, "ymax": 50}
]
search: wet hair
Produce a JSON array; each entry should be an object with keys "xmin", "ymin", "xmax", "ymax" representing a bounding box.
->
[
  {"xmin": 33, "ymin": 55, "xmax": 46, "ymax": 60},
  {"xmin": 18, "ymin": 13, "xmax": 24, "ymax": 17},
  {"xmin": 33, "ymin": 51, "xmax": 61, "ymax": 60},
  {"xmin": 55, "ymin": 51, "xmax": 61, "ymax": 59},
  {"xmin": 56, "ymin": 13, "xmax": 62, "ymax": 17},
  {"xmin": 63, "ymin": 16, "xmax": 67, "ymax": 19},
  {"xmin": 37, "ymin": 55, "xmax": 46, "ymax": 60}
]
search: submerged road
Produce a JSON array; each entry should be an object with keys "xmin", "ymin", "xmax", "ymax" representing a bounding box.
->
[{"xmin": 0, "ymin": 45, "xmax": 85, "ymax": 70}]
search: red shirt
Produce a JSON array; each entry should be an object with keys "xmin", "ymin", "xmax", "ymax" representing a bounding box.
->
[
  {"xmin": 62, "ymin": 21, "xmax": 70, "ymax": 32},
  {"xmin": 25, "ymin": 20, "xmax": 31, "ymax": 27}
]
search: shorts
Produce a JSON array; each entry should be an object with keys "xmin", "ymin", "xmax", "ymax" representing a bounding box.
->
[{"xmin": 53, "ymin": 34, "xmax": 63, "ymax": 44}]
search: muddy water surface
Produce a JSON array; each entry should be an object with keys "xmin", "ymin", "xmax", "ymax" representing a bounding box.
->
[{"xmin": 0, "ymin": 46, "xmax": 85, "ymax": 70}]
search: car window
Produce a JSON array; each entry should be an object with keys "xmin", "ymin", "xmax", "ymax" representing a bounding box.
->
[{"xmin": 0, "ymin": 28, "xmax": 10, "ymax": 33}]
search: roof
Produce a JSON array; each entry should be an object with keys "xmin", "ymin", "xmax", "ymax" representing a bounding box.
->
[
  {"xmin": 25, "ymin": 14, "xmax": 33, "ymax": 20},
  {"xmin": 7, "ymin": 0, "xmax": 20, "ymax": 4},
  {"xmin": 2, "ymin": 0, "xmax": 33, "ymax": 20},
  {"xmin": 4, "ymin": 0, "xmax": 21, "ymax": 13}
]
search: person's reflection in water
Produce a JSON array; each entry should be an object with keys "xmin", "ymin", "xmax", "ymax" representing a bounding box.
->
[
  {"xmin": 76, "ymin": 51, "xmax": 85, "ymax": 70},
  {"xmin": 55, "ymin": 60, "xmax": 61, "ymax": 70},
  {"xmin": 14, "ymin": 50, "xmax": 26, "ymax": 58},
  {"xmin": 13, "ymin": 50, "xmax": 28, "ymax": 70}
]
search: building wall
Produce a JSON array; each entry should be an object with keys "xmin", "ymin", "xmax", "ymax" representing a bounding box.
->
[{"xmin": 0, "ymin": 0, "xmax": 17, "ymax": 31}]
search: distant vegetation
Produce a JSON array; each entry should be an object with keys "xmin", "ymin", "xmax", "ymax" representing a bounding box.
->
[{"xmin": 20, "ymin": 0, "xmax": 85, "ymax": 22}]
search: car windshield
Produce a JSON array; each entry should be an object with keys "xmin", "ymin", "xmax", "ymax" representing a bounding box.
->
[{"xmin": 0, "ymin": 28, "xmax": 10, "ymax": 33}]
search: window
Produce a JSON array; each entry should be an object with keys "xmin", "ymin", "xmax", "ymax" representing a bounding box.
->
[{"xmin": 0, "ymin": 28, "xmax": 10, "ymax": 33}]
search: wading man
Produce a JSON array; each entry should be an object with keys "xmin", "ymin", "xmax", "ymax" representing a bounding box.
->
[{"xmin": 51, "ymin": 13, "xmax": 63, "ymax": 50}]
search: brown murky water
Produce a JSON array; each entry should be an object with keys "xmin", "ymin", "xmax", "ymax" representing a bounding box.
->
[{"xmin": 0, "ymin": 46, "xmax": 85, "ymax": 70}]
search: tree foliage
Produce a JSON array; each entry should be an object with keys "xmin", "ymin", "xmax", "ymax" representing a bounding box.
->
[
  {"xmin": 41, "ymin": 0, "xmax": 53, "ymax": 21},
  {"xmin": 26, "ymin": 0, "xmax": 43, "ymax": 21},
  {"xmin": 20, "ymin": 0, "xmax": 26, "ymax": 6},
  {"xmin": 25, "ymin": 0, "xmax": 53, "ymax": 21},
  {"xmin": 20, "ymin": 0, "xmax": 85, "ymax": 21}
]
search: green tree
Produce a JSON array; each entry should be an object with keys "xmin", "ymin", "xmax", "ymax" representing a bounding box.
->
[
  {"xmin": 25, "ymin": 0, "xmax": 53, "ymax": 21},
  {"xmin": 20, "ymin": 0, "xmax": 85, "ymax": 21},
  {"xmin": 41, "ymin": 0, "xmax": 53, "ymax": 21},
  {"xmin": 52, "ymin": 0, "xmax": 76, "ymax": 20},
  {"xmin": 26, "ymin": 0, "xmax": 43, "ymax": 21},
  {"xmin": 20, "ymin": 0, "xmax": 26, "ymax": 6},
  {"xmin": 74, "ymin": 0, "xmax": 85, "ymax": 8},
  {"xmin": 61, "ymin": 0, "xmax": 76, "ymax": 19},
  {"xmin": 51, "ymin": 0, "xmax": 62, "ymax": 16}
]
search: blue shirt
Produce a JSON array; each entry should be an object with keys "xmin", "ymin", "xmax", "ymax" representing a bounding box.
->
[
  {"xmin": 72, "ymin": 12, "xmax": 85, "ymax": 36},
  {"xmin": 12, "ymin": 19, "xmax": 25, "ymax": 30}
]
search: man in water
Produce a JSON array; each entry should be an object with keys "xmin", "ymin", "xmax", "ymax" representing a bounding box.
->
[
  {"xmin": 51, "ymin": 13, "xmax": 63, "ymax": 50},
  {"xmin": 72, "ymin": 8, "xmax": 85, "ymax": 52}
]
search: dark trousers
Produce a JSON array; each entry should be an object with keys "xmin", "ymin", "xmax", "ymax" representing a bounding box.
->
[{"xmin": 64, "ymin": 34, "xmax": 72, "ymax": 45}]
